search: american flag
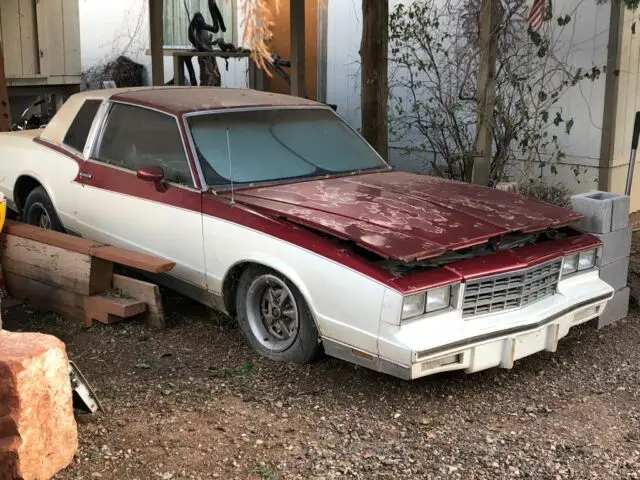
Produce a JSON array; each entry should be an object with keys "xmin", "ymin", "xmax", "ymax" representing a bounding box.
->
[{"xmin": 528, "ymin": 0, "xmax": 546, "ymax": 32}]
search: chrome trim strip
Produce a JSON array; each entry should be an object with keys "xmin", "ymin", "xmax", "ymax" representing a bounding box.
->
[
  {"xmin": 182, "ymin": 105, "xmax": 334, "ymax": 118},
  {"xmin": 83, "ymin": 99, "xmax": 112, "ymax": 160},
  {"xmin": 180, "ymin": 113, "xmax": 208, "ymax": 192}
]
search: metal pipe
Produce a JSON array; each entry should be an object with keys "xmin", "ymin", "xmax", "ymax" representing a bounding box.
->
[{"xmin": 626, "ymin": 111, "xmax": 640, "ymax": 196}]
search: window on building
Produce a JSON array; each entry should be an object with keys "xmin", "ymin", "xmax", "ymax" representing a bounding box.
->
[{"xmin": 163, "ymin": 0, "xmax": 235, "ymax": 47}]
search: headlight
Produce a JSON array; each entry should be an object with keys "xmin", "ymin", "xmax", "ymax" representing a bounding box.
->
[
  {"xmin": 578, "ymin": 249, "xmax": 596, "ymax": 270},
  {"xmin": 426, "ymin": 285, "xmax": 451, "ymax": 313},
  {"xmin": 401, "ymin": 293, "xmax": 425, "ymax": 320},
  {"xmin": 563, "ymin": 249, "xmax": 596, "ymax": 276},
  {"xmin": 401, "ymin": 285, "xmax": 453, "ymax": 320},
  {"xmin": 562, "ymin": 254, "xmax": 578, "ymax": 275}
]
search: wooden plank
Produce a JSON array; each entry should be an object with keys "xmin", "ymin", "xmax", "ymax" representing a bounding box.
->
[
  {"xmin": 36, "ymin": 0, "xmax": 65, "ymax": 76},
  {"xmin": 87, "ymin": 245, "xmax": 175, "ymax": 274},
  {"xmin": 84, "ymin": 294, "xmax": 147, "ymax": 326},
  {"xmin": 4, "ymin": 271, "xmax": 85, "ymax": 321},
  {"xmin": 4, "ymin": 220, "xmax": 176, "ymax": 273},
  {"xmin": 3, "ymin": 235, "xmax": 113, "ymax": 295},
  {"xmin": 289, "ymin": 0, "xmax": 306, "ymax": 97},
  {"xmin": 112, "ymin": 274, "xmax": 165, "ymax": 329},
  {"xmin": 19, "ymin": 0, "xmax": 39, "ymax": 75},
  {"xmin": 1, "ymin": 0, "xmax": 23, "ymax": 76},
  {"xmin": 61, "ymin": 0, "xmax": 81, "ymax": 76},
  {"xmin": 149, "ymin": 0, "xmax": 164, "ymax": 86},
  {"xmin": 0, "ymin": 40, "xmax": 12, "ymax": 131}
]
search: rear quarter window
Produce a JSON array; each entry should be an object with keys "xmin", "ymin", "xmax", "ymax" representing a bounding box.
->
[{"xmin": 63, "ymin": 99, "xmax": 102, "ymax": 153}]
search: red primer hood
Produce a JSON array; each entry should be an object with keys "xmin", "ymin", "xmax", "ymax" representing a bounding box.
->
[{"xmin": 229, "ymin": 171, "xmax": 582, "ymax": 262}]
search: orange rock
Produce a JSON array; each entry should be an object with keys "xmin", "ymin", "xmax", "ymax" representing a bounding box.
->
[{"xmin": 0, "ymin": 331, "xmax": 78, "ymax": 480}]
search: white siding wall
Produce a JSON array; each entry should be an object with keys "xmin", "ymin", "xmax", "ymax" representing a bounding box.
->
[
  {"xmin": 327, "ymin": 0, "xmax": 610, "ymax": 193},
  {"xmin": 79, "ymin": 0, "xmax": 248, "ymax": 88},
  {"xmin": 609, "ymin": 8, "xmax": 640, "ymax": 212}
]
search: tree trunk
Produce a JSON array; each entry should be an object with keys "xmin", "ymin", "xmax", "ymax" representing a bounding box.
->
[
  {"xmin": 360, "ymin": 0, "xmax": 389, "ymax": 161},
  {"xmin": 472, "ymin": 0, "xmax": 501, "ymax": 186}
]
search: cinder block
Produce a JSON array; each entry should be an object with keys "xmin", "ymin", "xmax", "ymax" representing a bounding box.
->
[
  {"xmin": 599, "ymin": 256, "xmax": 629, "ymax": 291},
  {"xmin": 611, "ymin": 195, "xmax": 631, "ymax": 230},
  {"xmin": 594, "ymin": 227, "xmax": 633, "ymax": 265},
  {"xmin": 570, "ymin": 191, "xmax": 630, "ymax": 233},
  {"xmin": 591, "ymin": 287, "xmax": 630, "ymax": 329}
]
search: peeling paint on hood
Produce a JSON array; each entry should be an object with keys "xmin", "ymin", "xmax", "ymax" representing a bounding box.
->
[{"xmin": 227, "ymin": 171, "xmax": 582, "ymax": 262}]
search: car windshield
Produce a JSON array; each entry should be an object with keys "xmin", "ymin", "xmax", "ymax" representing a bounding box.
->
[{"xmin": 187, "ymin": 108, "xmax": 388, "ymax": 186}]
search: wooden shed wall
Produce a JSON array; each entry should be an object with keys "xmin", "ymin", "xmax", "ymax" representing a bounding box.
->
[{"xmin": 0, "ymin": 0, "xmax": 81, "ymax": 85}]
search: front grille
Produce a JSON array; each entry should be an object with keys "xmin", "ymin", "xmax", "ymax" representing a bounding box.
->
[{"xmin": 462, "ymin": 260, "xmax": 562, "ymax": 319}]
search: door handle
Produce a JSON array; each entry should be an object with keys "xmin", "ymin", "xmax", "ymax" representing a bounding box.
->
[{"xmin": 78, "ymin": 172, "xmax": 93, "ymax": 180}]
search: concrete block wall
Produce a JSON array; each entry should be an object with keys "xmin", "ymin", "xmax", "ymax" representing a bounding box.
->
[{"xmin": 570, "ymin": 191, "xmax": 632, "ymax": 329}]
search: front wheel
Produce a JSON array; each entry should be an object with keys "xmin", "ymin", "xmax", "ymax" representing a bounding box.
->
[
  {"xmin": 23, "ymin": 186, "xmax": 64, "ymax": 232},
  {"xmin": 235, "ymin": 266, "xmax": 322, "ymax": 364}
]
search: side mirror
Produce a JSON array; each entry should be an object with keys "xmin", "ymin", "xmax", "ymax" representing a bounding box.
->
[{"xmin": 137, "ymin": 166, "xmax": 166, "ymax": 192}]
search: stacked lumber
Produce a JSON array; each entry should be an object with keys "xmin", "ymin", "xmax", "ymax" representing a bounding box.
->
[{"xmin": 1, "ymin": 220, "xmax": 174, "ymax": 329}]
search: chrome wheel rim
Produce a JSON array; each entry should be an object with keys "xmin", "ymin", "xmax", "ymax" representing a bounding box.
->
[
  {"xmin": 246, "ymin": 274, "xmax": 299, "ymax": 352},
  {"xmin": 31, "ymin": 203, "xmax": 52, "ymax": 230}
]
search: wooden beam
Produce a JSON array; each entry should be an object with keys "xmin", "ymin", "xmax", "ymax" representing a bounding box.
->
[
  {"xmin": 149, "ymin": 0, "xmax": 165, "ymax": 86},
  {"xmin": 172, "ymin": 54, "xmax": 185, "ymax": 86},
  {"xmin": 360, "ymin": 0, "xmax": 389, "ymax": 161},
  {"xmin": 0, "ymin": 41, "xmax": 12, "ymax": 131},
  {"xmin": 112, "ymin": 274, "xmax": 166, "ymax": 329},
  {"xmin": 598, "ymin": 1, "xmax": 625, "ymax": 192},
  {"xmin": 4, "ymin": 271, "xmax": 86, "ymax": 321},
  {"xmin": 4, "ymin": 220, "xmax": 175, "ymax": 273},
  {"xmin": 472, "ymin": 0, "xmax": 501, "ymax": 186},
  {"xmin": 3, "ymin": 235, "xmax": 113, "ymax": 296},
  {"xmin": 84, "ymin": 294, "xmax": 148, "ymax": 326},
  {"xmin": 290, "ymin": 0, "xmax": 306, "ymax": 97}
]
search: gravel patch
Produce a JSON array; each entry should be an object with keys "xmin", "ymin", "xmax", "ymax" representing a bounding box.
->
[{"xmin": 4, "ymin": 262, "xmax": 640, "ymax": 479}]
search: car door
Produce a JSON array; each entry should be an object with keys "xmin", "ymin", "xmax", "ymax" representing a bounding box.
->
[{"xmin": 73, "ymin": 101, "xmax": 207, "ymax": 289}]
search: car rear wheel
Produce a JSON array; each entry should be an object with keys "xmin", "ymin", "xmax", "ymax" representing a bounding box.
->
[
  {"xmin": 235, "ymin": 266, "xmax": 321, "ymax": 364},
  {"xmin": 23, "ymin": 186, "xmax": 64, "ymax": 232}
]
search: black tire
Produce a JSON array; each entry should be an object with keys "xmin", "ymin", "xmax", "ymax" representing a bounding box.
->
[
  {"xmin": 235, "ymin": 265, "xmax": 322, "ymax": 364},
  {"xmin": 23, "ymin": 186, "xmax": 65, "ymax": 232}
]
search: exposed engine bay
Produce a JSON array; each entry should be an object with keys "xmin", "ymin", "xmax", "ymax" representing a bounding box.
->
[{"xmin": 376, "ymin": 228, "xmax": 573, "ymax": 277}]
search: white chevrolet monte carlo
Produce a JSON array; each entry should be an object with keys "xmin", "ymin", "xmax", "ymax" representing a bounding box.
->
[{"xmin": 0, "ymin": 87, "xmax": 614, "ymax": 380}]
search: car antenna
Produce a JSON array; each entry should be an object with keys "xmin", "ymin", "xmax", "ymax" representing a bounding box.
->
[{"xmin": 226, "ymin": 127, "xmax": 235, "ymax": 205}]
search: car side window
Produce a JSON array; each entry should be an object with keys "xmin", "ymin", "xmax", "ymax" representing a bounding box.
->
[
  {"xmin": 95, "ymin": 103, "xmax": 193, "ymax": 187},
  {"xmin": 63, "ymin": 100, "xmax": 102, "ymax": 153}
]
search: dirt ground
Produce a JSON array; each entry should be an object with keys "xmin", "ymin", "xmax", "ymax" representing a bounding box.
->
[{"xmin": 3, "ymin": 234, "xmax": 640, "ymax": 480}]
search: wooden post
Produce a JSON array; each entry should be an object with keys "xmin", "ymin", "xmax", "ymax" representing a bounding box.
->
[
  {"xmin": 149, "ymin": 0, "xmax": 165, "ymax": 86},
  {"xmin": 172, "ymin": 54, "xmax": 185, "ymax": 86},
  {"xmin": 0, "ymin": 41, "xmax": 12, "ymax": 132},
  {"xmin": 472, "ymin": 0, "xmax": 500, "ymax": 185},
  {"xmin": 360, "ymin": 0, "xmax": 389, "ymax": 161},
  {"xmin": 290, "ymin": 0, "xmax": 306, "ymax": 97}
]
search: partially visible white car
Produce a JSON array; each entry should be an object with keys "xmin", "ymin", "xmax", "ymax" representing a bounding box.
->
[{"xmin": 0, "ymin": 87, "xmax": 614, "ymax": 379}]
